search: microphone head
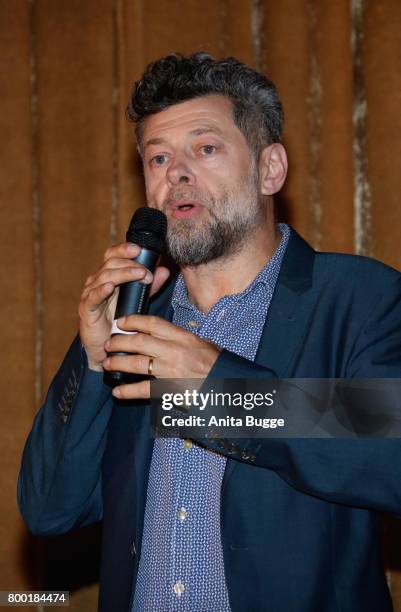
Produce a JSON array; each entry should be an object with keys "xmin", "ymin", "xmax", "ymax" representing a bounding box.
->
[{"xmin": 126, "ymin": 207, "xmax": 167, "ymax": 254}]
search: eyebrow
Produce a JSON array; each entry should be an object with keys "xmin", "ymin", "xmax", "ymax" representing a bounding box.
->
[
  {"xmin": 143, "ymin": 126, "xmax": 224, "ymax": 150},
  {"xmin": 190, "ymin": 126, "xmax": 224, "ymax": 137}
]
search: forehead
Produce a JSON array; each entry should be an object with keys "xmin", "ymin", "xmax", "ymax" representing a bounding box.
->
[{"xmin": 142, "ymin": 95, "xmax": 244, "ymax": 145}]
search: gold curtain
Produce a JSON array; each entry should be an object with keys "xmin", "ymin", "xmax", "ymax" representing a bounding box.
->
[{"xmin": 1, "ymin": 1, "xmax": 400, "ymax": 609}]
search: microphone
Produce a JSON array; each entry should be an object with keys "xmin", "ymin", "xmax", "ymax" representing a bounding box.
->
[{"xmin": 103, "ymin": 207, "xmax": 167, "ymax": 387}]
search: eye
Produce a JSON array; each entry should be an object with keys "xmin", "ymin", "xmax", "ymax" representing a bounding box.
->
[
  {"xmin": 200, "ymin": 144, "xmax": 217, "ymax": 155},
  {"xmin": 150, "ymin": 154, "xmax": 168, "ymax": 167}
]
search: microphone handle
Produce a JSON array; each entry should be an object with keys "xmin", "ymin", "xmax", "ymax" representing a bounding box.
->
[{"xmin": 103, "ymin": 247, "xmax": 159, "ymax": 388}]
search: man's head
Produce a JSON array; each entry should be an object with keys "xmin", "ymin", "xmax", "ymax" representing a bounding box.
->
[
  {"xmin": 127, "ymin": 53, "xmax": 287, "ymax": 267},
  {"xmin": 127, "ymin": 52, "xmax": 284, "ymax": 160}
]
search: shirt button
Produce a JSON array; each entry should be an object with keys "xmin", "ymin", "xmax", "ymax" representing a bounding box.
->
[
  {"xmin": 187, "ymin": 320, "xmax": 199, "ymax": 329},
  {"xmin": 177, "ymin": 507, "xmax": 188, "ymax": 522},
  {"xmin": 216, "ymin": 308, "xmax": 226, "ymax": 321},
  {"xmin": 183, "ymin": 439, "xmax": 192, "ymax": 450},
  {"xmin": 173, "ymin": 580, "xmax": 185, "ymax": 596}
]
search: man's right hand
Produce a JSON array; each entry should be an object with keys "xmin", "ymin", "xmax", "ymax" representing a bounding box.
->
[{"xmin": 78, "ymin": 242, "xmax": 170, "ymax": 371}]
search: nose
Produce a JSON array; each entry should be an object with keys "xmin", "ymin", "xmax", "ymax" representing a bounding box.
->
[{"xmin": 166, "ymin": 155, "xmax": 195, "ymax": 186}]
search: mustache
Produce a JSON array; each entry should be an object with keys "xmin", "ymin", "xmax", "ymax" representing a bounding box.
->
[{"xmin": 163, "ymin": 188, "xmax": 213, "ymax": 209}]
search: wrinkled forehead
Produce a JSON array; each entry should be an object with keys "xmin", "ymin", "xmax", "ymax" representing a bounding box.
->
[{"xmin": 140, "ymin": 95, "xmax": 244, "ymax": 150}]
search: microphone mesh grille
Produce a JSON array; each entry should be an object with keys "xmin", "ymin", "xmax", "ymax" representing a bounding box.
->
[{"xmin": 126, "ymin": 207, "xmax": 167, "ymax": 253}]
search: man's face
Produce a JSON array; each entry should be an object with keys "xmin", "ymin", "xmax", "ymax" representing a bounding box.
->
[{"xmin": 141, "ymin": 95, "xmax": 265, "ymax": 266}]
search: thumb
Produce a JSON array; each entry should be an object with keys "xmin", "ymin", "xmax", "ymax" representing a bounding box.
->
[{"xmin": 150, "ymin": 266, "xmax": 171, "ymax": 297}]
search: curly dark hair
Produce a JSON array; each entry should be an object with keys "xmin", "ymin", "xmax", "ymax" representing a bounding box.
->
[{"xmin": 127, "ymin": 52, "xmax": 284, "ymax": 158}]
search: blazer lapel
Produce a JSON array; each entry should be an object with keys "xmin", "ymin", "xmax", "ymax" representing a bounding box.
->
[
  {"xmin": 255, "ymin": 229, "xmax": 318, "ymax": 377},
  {"xmin": 222, "ymin": 230, "xmax": 320, "ymax": 492}
]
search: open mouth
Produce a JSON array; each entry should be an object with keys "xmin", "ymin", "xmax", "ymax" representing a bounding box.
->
[
  {"xmin": 176, "ymin": 203, "xmax": 195, "ymax": 211},
  {"xmin": 172, "ymin": 201, "xmax": 198, "ymax": 210},
  {"xmin": 169, "ymin": 201, "xmax": 203, "ymax": 218}
]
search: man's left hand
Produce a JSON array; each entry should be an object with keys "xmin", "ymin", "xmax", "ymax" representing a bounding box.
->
[{"xmin": 103, "ymin": 315, "xmax": 221, "ymax": 399}]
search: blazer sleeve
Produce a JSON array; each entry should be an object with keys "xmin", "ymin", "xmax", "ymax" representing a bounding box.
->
[
  {"xmin": 17, "ymin": 335, "xmax": 114, "ymax": 535},
  {"xmin": 198, "ymin": 277, "xmax": 401, "ymax": 514}
]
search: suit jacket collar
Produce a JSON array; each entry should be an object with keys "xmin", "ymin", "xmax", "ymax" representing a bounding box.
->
[
  {"xmin": 255, "ymin": 228, "xmax": 318, "ymax": 376},
  {"xmin": 222, "ymin": 230, "xmax": 318, "ymax": 492},
  {"xmin": 275, "ymin": 227, "xmax": 315, "ymax": 292}
]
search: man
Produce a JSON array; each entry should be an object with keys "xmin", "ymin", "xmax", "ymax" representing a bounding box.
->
[{"xmin": 18, "ymin": 53, "xmax": 401, "ymax": 611}]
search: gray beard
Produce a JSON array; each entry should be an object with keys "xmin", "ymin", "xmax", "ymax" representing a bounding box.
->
[
  {"xmin": 164, "ymin": 160, "xmax": 262, "ymax": 267},
  {"xmin": 166, "ymin": 204, "xmax": 261, "ymax": 267}
]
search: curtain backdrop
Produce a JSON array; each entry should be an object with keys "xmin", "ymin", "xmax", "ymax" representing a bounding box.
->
[{"xmin": 1, "ymin": 1, "xmax": 400, "ymax": 609}]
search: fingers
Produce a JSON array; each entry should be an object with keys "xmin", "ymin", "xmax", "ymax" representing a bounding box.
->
[
  {"xmin": 112, "ymin": 380, "xmax": 151, "ymax": 400},
  {"xmin": 81, "ymin": 243, "xmax": 155, "ymax": 315},
  {"xmin": 105, "ymin": 331, "xmax": 163, "ymax": 358},
  {"xmin": 80, "ymin": 240, "xmax": 170, "ymax": 327},
  {"xmin": 83, "ymin": 265, "xmax": 152, "ymax": 298},
  {"xmin": 103, "ymin": 241, "xmax": 140, "ymax": 262},
  {"xmin": 102, "ymin": 331, "xmax": 152, "ymax": 397},
  {"xmin": 150, "ymin": 266, "xmax": 171, "ymax": 297},
  {"xmin": 81, "ymin": 281, "xmax": 116, "ymax": 315},
  {"xmin": 83, "ymin": 257, "xmax": 147, "ymax": 289},
  {"xmin": 116, "ymin": 314, "xmax": 184, "ymax": 341},
  {"xmin": 80, "ymin": 268, "xmax": 147, "ymax": 318},
  {"xmin": 103, "ymin": 352, "xmax": 152, "ymax": 376}
]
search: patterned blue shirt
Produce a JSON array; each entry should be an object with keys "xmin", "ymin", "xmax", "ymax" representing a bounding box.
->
[{"xmin": 132, "ymin": 224, "xmax": 290, "ymax": 611}]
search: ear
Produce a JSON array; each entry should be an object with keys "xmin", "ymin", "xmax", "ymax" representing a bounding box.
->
[{"xmin": 258, "ymin": 143, "xmax": 288, "ymax": 196}]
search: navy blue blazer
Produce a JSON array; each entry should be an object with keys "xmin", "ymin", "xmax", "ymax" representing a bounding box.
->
[{"xmin": 18, "ymin": 230, "xmax": 401, "ymax": 611}]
